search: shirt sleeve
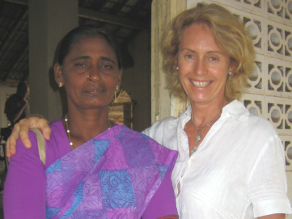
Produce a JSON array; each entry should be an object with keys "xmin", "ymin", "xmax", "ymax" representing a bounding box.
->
[
  {"xmin": 3, "ymin": 131, "xmax": 46, "ymax": 219},
  {"xmin": 247, "ymin": 134, "xmax": 292, "ymax": 217},
  {"xmin": 142, "ymin": 168, "xmax": 178, "ymax": 219},
  {"xmin": 142, "ymin": 118, "xmax": 179, "ymax": 151}
]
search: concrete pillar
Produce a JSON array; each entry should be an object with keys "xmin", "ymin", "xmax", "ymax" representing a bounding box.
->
[
  {"xmin": 151, "ymin": 0, "xmax": 187, "ymax": 123},
  {"xmin": 28, "ymin": 0, "xmax": 78, "ymax": 122},
  {"xmin": 123, "ymin": 30, "xmax": 151, "ymax": 132}
]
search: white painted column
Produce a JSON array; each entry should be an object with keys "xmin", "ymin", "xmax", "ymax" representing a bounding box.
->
[{"xmin": 151, "ymin": 0, "xmax": 187, "ymax": 123}]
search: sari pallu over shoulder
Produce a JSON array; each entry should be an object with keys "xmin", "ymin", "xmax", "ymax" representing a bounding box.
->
[{"xmin": 45, "ymin": 125, "xmax": 178, "ymax": 219}]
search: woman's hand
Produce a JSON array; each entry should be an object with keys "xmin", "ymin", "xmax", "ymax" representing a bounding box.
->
[
  {"xmin": 6, "ymin": 115, "xmax": 51, "ymax": 158},
  {"xmin": 159, "ymin": 216, "xmax": 179, "ymax": 219},
  {"xmin": 259, "ymin": 214, "xmax": 285, "ymax": 219}
]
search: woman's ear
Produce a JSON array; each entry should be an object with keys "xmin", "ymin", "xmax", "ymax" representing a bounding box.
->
[
  {"xmin": 174, "ymin": 56, "xmax": 179, "ymax": 69},
  {"xmin": 228, "ymin": 59, "xmax": 237, "ymax": 74},
  {"xmin": 54, "ymin": 63, "xmax": 64, "ymax": 86}
]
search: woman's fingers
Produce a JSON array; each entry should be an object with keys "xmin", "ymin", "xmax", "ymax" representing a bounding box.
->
[
  {"xmin": 6, "ymin": 137, "xmax": 12, "ymax": 159},
  {"xmin": 18, "ymin": 119, "xmax": 32, "ymax": 148},
  {"xmin": 6, "ymin": 123, "xmax": 21, "ymax": 158},
  {"xmin": 18, "ymin": 117, "xmax": 51, "ymax": 146},
  {"xmin": 34, "ymin": 118, "xmax": 51, "ymax": 140},
  {"xmin": 25, "ymin": 115, "xmax": 51, "ymax": 140},
  {"xmin": 6, "ymin": 116, "xmax": 51, "ymax": 158}
]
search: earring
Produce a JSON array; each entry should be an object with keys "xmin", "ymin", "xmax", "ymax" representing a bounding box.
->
[
  {"xmin": 114, "ymin": 85, "xmax": 119, "ymax": 102},
  {"xmin": 228, "ymin": 72, "xmax": 232, "ymax": 75},
  {"xmin": 176, "ymin": 66, "xmax": 179, "ymax": 70},
  {"xmin": 58, "ymin": 82, "xmax": 63, "ymax": 87},
  {"xmin": 87, "ymin": 75, "xmax": 90, "ymax": 78}
]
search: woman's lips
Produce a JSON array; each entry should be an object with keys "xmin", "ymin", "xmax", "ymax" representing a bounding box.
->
[
  {"xmin": 84, "ymin": 88, "xmax": 106, "ymax": 94},
  {"xmin": 190, "ymin": 80, "xmax": 211, "ymax": 87}
]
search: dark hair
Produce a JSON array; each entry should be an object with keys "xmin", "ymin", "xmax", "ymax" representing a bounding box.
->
[
  {"xmin": 16, "ymin": 82, "xmax": 27, "ymax": 98},
  {"xmin": 58, "ymin": 25, "xmax": 123, "ymax": 69}
]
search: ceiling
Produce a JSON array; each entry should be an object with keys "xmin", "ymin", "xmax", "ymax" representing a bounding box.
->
[{"xmin": 0, "ymin": 0, "xmax": 151, "ymax": 84}]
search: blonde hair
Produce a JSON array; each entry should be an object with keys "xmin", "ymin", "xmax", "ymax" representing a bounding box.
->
[{"xmin": 162, "ymin": 3, "xmax": 255, "ymax": 101}]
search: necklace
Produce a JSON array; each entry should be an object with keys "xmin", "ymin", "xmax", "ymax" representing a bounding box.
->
[
  {"xmin": 190, "ymin": 113, "xmax": 220, "ymax": 156},
  {"xmin": 64, "ymin": 115, "xmax": 111, "ymax": 150}
]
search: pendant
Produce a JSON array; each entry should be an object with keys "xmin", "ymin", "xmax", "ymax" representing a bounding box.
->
[{"xmin": 196, "ymin": 135, "xmax": 201, "ymax": 142}]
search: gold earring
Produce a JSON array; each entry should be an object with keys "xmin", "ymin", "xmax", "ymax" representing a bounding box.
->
[
  {"xmin": 229, "ymin": 72, "xmax": 232, "ymax": 75},
  {"xmin": 59, "ymin": 82, "xmax": 63, "ymax": 87},
  {"xmin": 114, "ymin": 85, "xmax": 119, "ymax": 101},
  {"xmin": 176, "ymin": 66, "xmax": 179, "ymax": 70}
]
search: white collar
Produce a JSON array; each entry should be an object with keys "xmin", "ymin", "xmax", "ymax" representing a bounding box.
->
[{"xmin": 180, "ymin": 100, "xmax": 250, "ymax": 128}]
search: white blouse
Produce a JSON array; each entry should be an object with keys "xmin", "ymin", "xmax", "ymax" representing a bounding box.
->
[{"xmin": 143, "ymin": 100, "xmax": 291, "ymax": 218}]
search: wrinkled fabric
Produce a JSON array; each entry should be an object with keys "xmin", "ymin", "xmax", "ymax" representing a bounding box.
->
[
  {"xmin": 46, "ymin": 125, "xmax": 178, "ymax": 219},
  {"xmin": 143, "ymin": 100, "xmax": 291, "ymax": 218}
]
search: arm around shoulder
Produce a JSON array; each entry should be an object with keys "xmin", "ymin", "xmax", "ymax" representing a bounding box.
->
[
  {"xmin": 259, "ymin": 214, "xmax": 285, "ymax": 219},
  {"xmin": 3, "ymin": 131, "xmax": 46, "ymax": 218},
  {"xmin": 6, "ymin": 115, "xmax": 51, "ymax": 158}
]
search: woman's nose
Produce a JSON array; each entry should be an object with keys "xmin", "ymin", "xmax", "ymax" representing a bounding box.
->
[
  {"xmin": 193, "ymin": 59, "xmax": 206, "ymax": 76},
  {"xmin": 87, "ymin": 66, "xmax": 101, "ymax": 81}
]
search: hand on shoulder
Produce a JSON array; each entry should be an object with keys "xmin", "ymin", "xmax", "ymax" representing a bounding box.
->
[{"xmin": 6, "ymin": 115, "xmax": 51, "ymax": 158}]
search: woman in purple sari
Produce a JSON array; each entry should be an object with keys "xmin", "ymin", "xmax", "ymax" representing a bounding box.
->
[{"xmin": 3, "ymin": 26, "xmax": 178, "ymax": 219}]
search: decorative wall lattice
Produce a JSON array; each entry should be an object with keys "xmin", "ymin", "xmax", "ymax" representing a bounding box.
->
[
  {"xmin": 213, "ymin": 0, "xmax": 292, "ymax": 170},
  {"xmin": 247, "ymin": 55, "xmax": 292, "ymax": 97},
  {"xmin": 242, "ymin": 94, "xmax": 292, "ymax": 135},
  {"xmin": 284, "ymin": 136, "xmax": 292, "ymax": 167},
  {"xmin": 215, "ymin": 0, "xmax": 292, "ymax": 26}
]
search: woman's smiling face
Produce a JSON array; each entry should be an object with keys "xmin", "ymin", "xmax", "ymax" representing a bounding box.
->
[
  {"xmin": 177, "ymin": 23, "xmax": 232, "ymax": 106},
  {"xmin": 55, "ymin": 35, "xmax": 122, "ymax": 110}
]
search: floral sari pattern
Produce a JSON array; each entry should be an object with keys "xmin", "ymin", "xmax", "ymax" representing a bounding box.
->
[{"xmin": 45, "ymin": 125, "xmax": 177, "ymax": 219}]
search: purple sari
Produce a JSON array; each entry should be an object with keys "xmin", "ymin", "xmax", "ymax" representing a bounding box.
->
[{"xmin": 45, "ymin": 125, "xmax": 178, "ymax": 219}]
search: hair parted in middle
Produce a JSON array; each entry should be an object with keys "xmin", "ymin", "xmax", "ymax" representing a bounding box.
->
[
  {"xmin": 162, "ymin": 2, "xmax": 255, "ymax": 102},
  {"xmin": 57, "ymin": 25, "xmax": 123, "ymax": 70}
]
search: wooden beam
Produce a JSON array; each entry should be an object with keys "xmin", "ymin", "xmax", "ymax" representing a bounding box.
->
[
  {"xmin": 79, "ymin": 0, "xmax": 107, "ymax": 10},
  {"xmin": 110, "ymin": 0, "xmax": 129, "ymax": 15},
  {"xmin": 125, "ymin": 0, "xmax": 150, "ymax": 18},
  {"xmin": 3, "ymin": 0, "xmax": 149, "ymax": 30},
  {"xmin": 0, "ymin": 9, "xmax": 28, "ymax": 51},
  {"xmin": 78, "ymin": 8, "xmax": 149, "ymax": 30},
  {"xmin": 2, "ymin": 0, "xmax": 28, "ymax": 6},
  {"xmin": 2, "ymin": 45, "xmax": 28, "ymax": 81}
]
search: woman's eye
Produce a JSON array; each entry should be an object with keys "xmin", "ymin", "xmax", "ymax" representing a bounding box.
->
[
  {"xmin": 209, "ymin": 57, "xmax": 218, "ymax": 61},
  {"xmin": 186, "ymin": 55, "xmax": 193, "ymax": 59},
  {"xmin": 101, "ymin": 65, "xmax": 113, "ymax": 69},
  {"xmin": 75, "ymin": 63, "xmax": 86, "ymax": 67}
]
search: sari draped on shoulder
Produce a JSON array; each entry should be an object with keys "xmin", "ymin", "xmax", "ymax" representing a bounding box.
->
[{"xmin": 45, "ymin": 125, "xmax": 178, "ymax": 219}]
